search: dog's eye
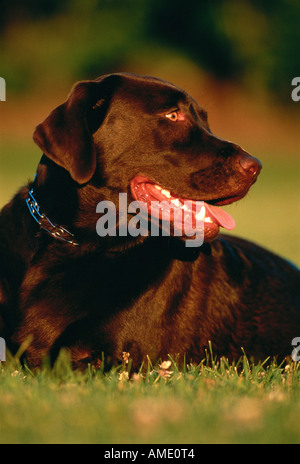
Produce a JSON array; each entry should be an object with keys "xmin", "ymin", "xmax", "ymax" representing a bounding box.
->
[{"xmin": 165, "ymin": 111, "xmax": 179, "ymax": 122}]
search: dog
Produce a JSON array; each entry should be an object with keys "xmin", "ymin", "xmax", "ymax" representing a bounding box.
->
[{"xmin": 0, "ymin": 72, "xmax": 299, "ymax": 370}]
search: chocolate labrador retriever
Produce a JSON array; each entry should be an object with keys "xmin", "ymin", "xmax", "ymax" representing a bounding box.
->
[{"xmin": 0, "ymin": 73, "xmax": 299, "ymax": 370}]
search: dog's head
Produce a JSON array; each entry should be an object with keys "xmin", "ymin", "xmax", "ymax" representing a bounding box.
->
[{"xmin": 33, "ymin": 73, "xmax": 261, "ymax": 243}]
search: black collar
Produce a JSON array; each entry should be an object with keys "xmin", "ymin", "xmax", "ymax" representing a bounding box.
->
[{"xmin": 26, "ymin": 188, "xmax": 79, "ymax": 247}]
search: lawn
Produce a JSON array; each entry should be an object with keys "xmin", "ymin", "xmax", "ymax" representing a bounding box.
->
[{"xmin": 1, "ymin": 352, "xmax": 300, "ymax": 444}]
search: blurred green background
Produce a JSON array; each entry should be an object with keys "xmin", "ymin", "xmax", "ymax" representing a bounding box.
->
[{"xmin": 0, "ymin": 0, "xmax": 299, "ymax": 264}]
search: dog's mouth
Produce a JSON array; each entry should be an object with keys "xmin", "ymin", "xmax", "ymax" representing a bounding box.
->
[{"xmin": 130, "ymin": 176, "xmax": 237, "ymax": 240}]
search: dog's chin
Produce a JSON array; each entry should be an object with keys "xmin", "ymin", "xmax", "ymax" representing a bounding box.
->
[
  {"xmin": 172, "ymin": 222, "xmax": 219, "ymax": 244},
  {"xmin": 203, "ymin": 222, "xmax": 220, "ymax": 242}
]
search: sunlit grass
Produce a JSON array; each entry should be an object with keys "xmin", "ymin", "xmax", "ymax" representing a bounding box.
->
[{"xmin": 1, "ymin": 350, "xmax": 300, "ymax": 444}]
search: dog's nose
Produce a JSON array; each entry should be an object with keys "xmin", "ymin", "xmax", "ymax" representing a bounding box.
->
[{"xmin": 239, "ymin": 154, "xmax": 262, "ymax": 177}]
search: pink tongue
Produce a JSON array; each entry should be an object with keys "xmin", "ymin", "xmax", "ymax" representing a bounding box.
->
[{"xmin": 204, "ymin": 203, "xmax": 235, "ymax": 230}]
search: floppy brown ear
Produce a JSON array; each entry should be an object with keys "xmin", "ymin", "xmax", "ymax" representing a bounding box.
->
[{"xmin": 33, "ymin": 75, "xmax": 122, "ymax": 184}]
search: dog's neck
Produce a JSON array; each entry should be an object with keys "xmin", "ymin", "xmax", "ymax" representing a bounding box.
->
[
  {"xmin": 26, "ymin": 188, "xmax": 79, "ymax": 246},
  {"xmin": 26, "ymin": 156, "xmax": 80, "ymax": 246}
]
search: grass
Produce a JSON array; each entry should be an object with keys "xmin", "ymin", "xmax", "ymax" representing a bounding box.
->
[{"xmin": 1, "ymin": 351, "xmax": 300, "ymax": 444}]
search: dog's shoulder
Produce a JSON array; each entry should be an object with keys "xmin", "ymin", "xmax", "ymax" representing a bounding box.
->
[
  {"xmin": 0, "ymin": 186, "xmax": 33, "ymax": 336},
  {"xmin": 0, "ymin": 186, "xmax": 32, "ymax": 250},
  {"xmin": 0, "ymin": 185, "xmax": 37, "ymax": 289}
]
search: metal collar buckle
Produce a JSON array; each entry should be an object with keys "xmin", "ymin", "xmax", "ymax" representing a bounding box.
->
[{"xmin": 26, "ymin": 189, "xmax": 79, "ymax": 246}]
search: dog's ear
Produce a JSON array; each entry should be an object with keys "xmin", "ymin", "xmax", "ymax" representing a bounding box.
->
[{"xmin": 33, "ymin": 74, "xmax": 122, "ymax": 184}]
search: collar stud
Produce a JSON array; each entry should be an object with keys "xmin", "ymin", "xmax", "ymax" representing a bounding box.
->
[{"xmin": 26, "ymin": 189, "xmax": 79, "ymax": 246}]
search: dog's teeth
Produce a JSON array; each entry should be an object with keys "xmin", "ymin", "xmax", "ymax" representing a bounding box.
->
[
  {"xmin": 154, "ymin": 185, "xmax": 162, "ymax": 191},
  {"xmin": 171, "ymin": 199, "xmax": 181, "ymax": 207},
  {"xmin": 204, "ymin": 217, "xmax": 213, "ymax": 223},
  {"xmin": 161, "ymin": 189, "xmax": 171, "ymax": 198},
  {"xmin": 196, "ymin": 206, "xmax": 206, "ymax": 221}
]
